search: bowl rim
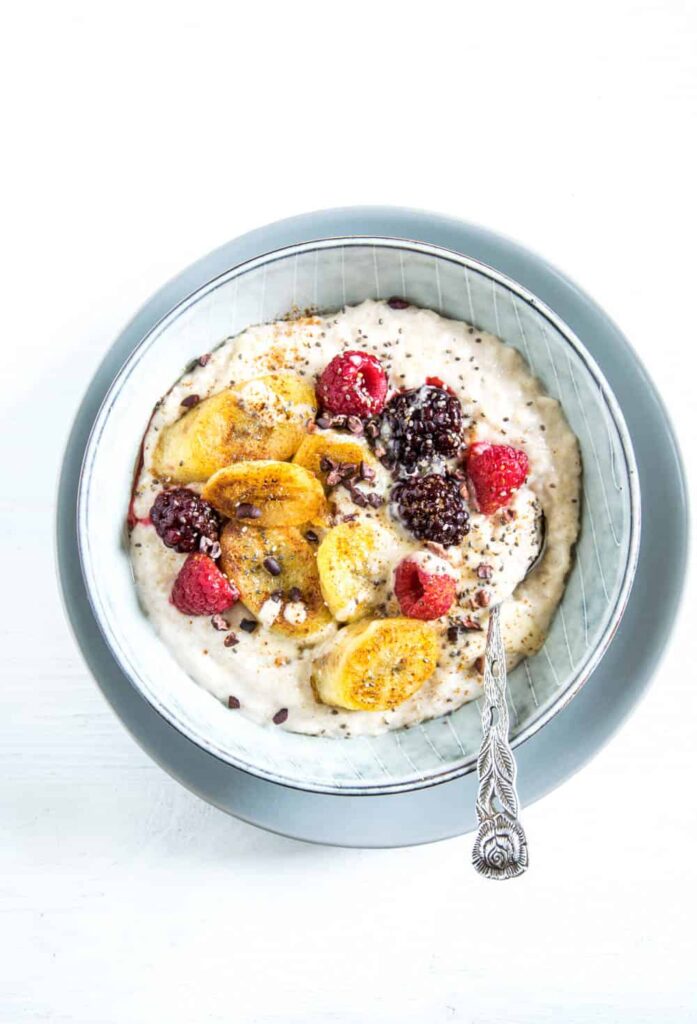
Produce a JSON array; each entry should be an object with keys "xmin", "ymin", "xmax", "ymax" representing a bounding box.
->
[{"xmin": 77, "ymin": 235, "xmax": 641, "ymax": 795}]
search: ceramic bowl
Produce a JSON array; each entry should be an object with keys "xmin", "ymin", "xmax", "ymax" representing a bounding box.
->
[{"xmin": 78, "ymin": 237, "xmax": 640, "ymax": 794}]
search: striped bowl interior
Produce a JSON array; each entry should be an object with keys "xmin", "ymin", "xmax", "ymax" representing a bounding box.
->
[{"xmin": 79, "ymin": 239, "xmax": 639, "ymax": 794}]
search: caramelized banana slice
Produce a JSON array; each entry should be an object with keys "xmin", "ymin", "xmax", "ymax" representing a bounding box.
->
[
  {"xmin": 311, "ymin": 617, "xmax": 439, "ymax": 711},
  {"xmin": 293, "ymin": 431, "xmax": 377, "ymax": 488},
  {"xmin": 151, "ymin": 372, "xmax": 317, "ymax": 483},
  {"xmin": 316, "ymin": 520, "xmax": 391, "ymax": 622},
  {"xmin": 219, "ymin": 521, "xmax": 333, "ymax": 639},
  {"xmin": 203, "ymin": 461, "xmax": 327, "ymax": 527}
]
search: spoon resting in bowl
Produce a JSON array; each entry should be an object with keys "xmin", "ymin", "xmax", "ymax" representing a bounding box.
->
[{"xmin": 471, "ymin": 512, "xmax": 546, "ymax": 880}]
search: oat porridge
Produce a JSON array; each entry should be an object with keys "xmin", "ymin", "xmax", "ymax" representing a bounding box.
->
[{"xmin": 129, "ymin": 299, "xmax": 581, "ymax": 737}]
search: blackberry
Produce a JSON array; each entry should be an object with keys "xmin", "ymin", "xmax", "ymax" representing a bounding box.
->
[
  {"xmin": 392, "ymin": 474, "xmax": 470, "ymax": 547},
  {"xmin": 150, "ymin": 488, "xmax": 220, "ymax": 554},
  {"xmin": 376, "ymin": 385, "xmax": 464, "ymax": 471}
]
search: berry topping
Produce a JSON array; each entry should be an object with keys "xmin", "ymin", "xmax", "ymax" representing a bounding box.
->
[
  {"xmin": 376, "ymin": 385, "xmax": 464, "ymax": 472},
  {"xmin": 394, "ymin": 557, "xmax": 457, "ymax": 621},
  {"xmin": 466, "ymin": 442, "xmax": 529, "ymax": 515},
  {"xmin": 151, "ymin": 488, "xmax": 220, "ymax": 554},
  {"xmin": 392, "ymin": 473, "xmax": 470, "ymax": 547},
  {"xmin": 316, "ymin": 351, "xmax": 388, "ymax": 418},
  {"xmin": 170, "ymin": 553, "xmax": 238, "ymax": 616}
]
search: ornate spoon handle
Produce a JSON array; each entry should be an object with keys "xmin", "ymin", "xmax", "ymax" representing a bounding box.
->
[{"xmin": 471, "ymin": 604, "xmax": 529, "ymax": 879}]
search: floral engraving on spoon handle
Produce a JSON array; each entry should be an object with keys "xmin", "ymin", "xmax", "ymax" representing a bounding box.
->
[{"xmin": 472, "ymin": 604, "xmax": 529, "ymax": 880}]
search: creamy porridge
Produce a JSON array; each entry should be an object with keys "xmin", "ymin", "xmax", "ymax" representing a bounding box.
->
[{"xmin": 129, "ymin": 299, "xmax": 580, "ymax": 737}]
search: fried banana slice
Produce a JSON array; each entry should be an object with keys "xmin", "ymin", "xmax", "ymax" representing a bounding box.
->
[
  {"xmin": 151, "ymin": 372, "xmax": 317, "ymax": 483},
  {"xmin": 219, "ymin": 521, "xmax": 333, "ymax": 639},
  {"xmin": 203, "ymin": 461, "xmax": 327, "ymax": 527},
  {"xmin": 311, "ymin": 617, "xmax": 439, "ymax": 711},
  {"xmin": 316, "ymin": 520, "xmax": 391, "ymax": 622},
  {"xmin": 293, "ymin": 431, "xmax": 377, "ymax": 488}
]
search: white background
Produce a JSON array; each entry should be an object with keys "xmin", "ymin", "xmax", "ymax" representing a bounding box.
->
[{"xmin": 2, "ymin": 2, "xmax": 696, "ymax": 1021}]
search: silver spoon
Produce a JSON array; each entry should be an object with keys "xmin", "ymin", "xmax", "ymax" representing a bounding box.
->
[{"xmin": 471, "ymin": 512, "xmax": 546, "ymax": 880}]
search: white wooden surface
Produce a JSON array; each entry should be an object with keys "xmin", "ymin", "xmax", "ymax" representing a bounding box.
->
[{"xmin": 2, "ymin": 2, "xmax": 696, "ymax": 1021}]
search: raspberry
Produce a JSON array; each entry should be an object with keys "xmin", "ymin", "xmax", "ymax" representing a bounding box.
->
[
  {"xmin": 316, "ymin": 351, "xmax": 388, "ymax": 418},
  {"xmin": 171, "ymin": 553, "xmax": 238, "ymax": 616},
  {"xmin": 151, "ymin": 488, "xmax": 220, "ymax": 554},
  {"xmin": 467, "ymin": 442, "xmax": 529, "ymax": 515},
  {"xmin": 392, "ymin": 474, "xmax": 470, "ymax": 546},
  {"xmin": 377, "ymin": 385, "xmax": 464, "ymax": 472},
  {"xmin": 394, "ymin": 557, "xmax": 456, "ymax": 620}
]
